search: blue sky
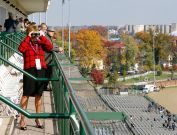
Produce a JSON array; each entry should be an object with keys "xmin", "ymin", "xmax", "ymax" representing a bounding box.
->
[{"xmin": 29, "ymin": 0, "xmax": 177, "ymax": 26}]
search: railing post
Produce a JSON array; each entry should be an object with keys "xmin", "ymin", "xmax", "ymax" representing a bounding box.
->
[{"xmin": 80, "ymin": 122, "xmax": 86, "ymax": 135}]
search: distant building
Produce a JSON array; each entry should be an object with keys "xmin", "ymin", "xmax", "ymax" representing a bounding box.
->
[
  {"xmin": 171, "ymin": 23, "xmax": 177, "ymax": 32},
  {"xmin": 125, "ymin": 25, "xmax": 128, "ymax": 32},
  {"xmin": 160, "ymin": 25, "xmax": 164, "ymax": 33},
  {"xmin": 169, "ymin": 25, "xmax": 172, "ymax": 33},
  {"xmin": 144, "ymin": 25, "xmax": 149, "ymax": 32},
  {"xmin": 124, "ymin": 24, "xmax": 172, "ymax": 34},
  {"xmin": 133, "ymin": 25, "xmax": 144, "ymax": 33},
  {"xmin": 156, "ymin": 25, "xmax": 160, "ymax": 33},
  {"xmin": 108, "ymin": 29, "xmax": 117, "ymax": 35},
  {"xmin": 164, "ymin": 25, "xmax": 171, "ymax": 34},
  {"xmin": 104, "ymin": 41, "xmax": 125, "ymax": 55}
]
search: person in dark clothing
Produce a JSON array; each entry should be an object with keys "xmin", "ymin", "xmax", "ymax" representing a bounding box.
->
[
  {"xmin": 148, "ymin": 102, "xmax": 152, "ymax": 112},
  {"xmin": 163, "ymin": 120, "xmax": 168, "ymax": 128},
  {"xmin": 44, "ymin": 26, "xmax": 60, "ymax": 90},
  {"xmin": 161, "ymin": 115, "xmax": 164, "ymax": 119},
  {"xmin": 168, "ymin": 115, "xmax": 172, "ymax": 122},
  {"xmin": 4, "ymin": 12, "xmax": 16, "ymax": 32},
  {"xmin": 173, "ymin": 115, "xmax": 176, "ymax": 122},
  {"xmin": 172, "ymin": 123, "xmax": 176, "ymax": 131},
  {"xmin": 0, "ymin": 25, "xmax": 2, "ymax": 32},
  {"xmin": 131, "ymin": 123, "xmax": 135, "ymax": 128},
  {"xmin": 24, "ymin": 18, "xmax": 29, "ymax": 30}
]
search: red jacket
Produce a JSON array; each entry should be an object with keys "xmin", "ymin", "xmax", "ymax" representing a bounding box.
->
[{"xmin": 18, "ymin": 36, "xmax": 53, "ymax": 69}]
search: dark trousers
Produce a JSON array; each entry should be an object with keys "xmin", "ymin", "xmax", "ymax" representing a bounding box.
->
[{"xmin": 44, "ymin": 65, "xmax": 52, "ymax": 89}]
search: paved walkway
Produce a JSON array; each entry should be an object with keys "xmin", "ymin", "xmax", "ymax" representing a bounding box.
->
[{"xmin": 13, "ymin": 91, "xmax": 59, "ymax": 135}]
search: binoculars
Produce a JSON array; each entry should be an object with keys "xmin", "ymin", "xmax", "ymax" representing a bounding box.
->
[{"xmin": 31, "ymin": 33, "xmax": 40, "ymax": 37}]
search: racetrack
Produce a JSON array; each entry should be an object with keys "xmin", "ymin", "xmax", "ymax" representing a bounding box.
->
[{"xmin": 148, "ymin": 87, "xmax": 177, "ymax": 114}]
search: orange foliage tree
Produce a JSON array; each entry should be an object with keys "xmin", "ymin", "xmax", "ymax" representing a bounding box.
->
[
  {"xmin": 135, "ymin": 31, "xmax": 151, "ymax": 43},
  {"xmin": 89, "ymin": 25, "xmax": 108, "ymax": 38},
  {"xmin": 75, "ymin": 29, "xmax": 106, "ymax": 68}
]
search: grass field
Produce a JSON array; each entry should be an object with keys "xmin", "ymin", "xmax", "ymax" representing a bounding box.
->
[
  {"xmin": 148, "ymin": 87, "xmax": 177, "ymax": 114},
  {"xmin": 122, "ymin": 72, "xmax": 177, "ymax": 85}
]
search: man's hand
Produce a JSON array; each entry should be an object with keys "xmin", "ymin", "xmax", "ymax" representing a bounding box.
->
[
  {"xmin": 58, "ymin": 47, "xmax": 64, "ymax": 54},
  {"xmin": 39, "ymin": 30, "xmax": 45, "ymax": 36}
]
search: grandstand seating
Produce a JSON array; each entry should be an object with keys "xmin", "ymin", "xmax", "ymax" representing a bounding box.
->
[
  {"xmin": 0, "ymin": 64, "xmax": 20, "ymax": 98},
  {"xmin": 8, "ymin": 53, "xmax": 23, "ymax": 75},
  {"xmin": 101, "ymin": 95, "xmax": 177, "ymax": 135},
  {"xmin": 92, "ymin": 120, "xmax": 132, "ymax": 135},
  {"xmin": 0, "ymin": 53, "xmax": 23, "ymax": 118}
]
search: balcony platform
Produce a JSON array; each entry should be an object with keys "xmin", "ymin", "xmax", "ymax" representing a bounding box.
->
[{"xmin": 12, "ymin": 91, "xmax": 58, "ymax": 135}]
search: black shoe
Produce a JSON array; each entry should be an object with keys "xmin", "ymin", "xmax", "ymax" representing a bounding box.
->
[
  {"xmin": 20, "ymin": 126, "xmax": 27, "ymax": 130},
  {"xmin": 36, "ymin": 125, "xmax": 44, "ymax": 129},
  {"xmin": 43, "ymin": 88, "xmax": 52, "ymax": 91},
  {"xmin": 35, "ymin": 119, "xmax": 44, "ymax": 129},
  {"xmin": 19, "ymin": 121, "xmax": 27, "ymax": 130}
]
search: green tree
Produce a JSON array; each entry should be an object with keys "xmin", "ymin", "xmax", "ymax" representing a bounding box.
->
[
  {"xmin": 143, "ymin": 44, "xmax": 154, "ymax": 70},
  {"xmin": 80, "ymin": 67, "xmax": 90, "ymax": 77},
  {"xmin": 135, "ymin": 31, "xmax": 174, "ymax": 71},
  {"xmin": 153, "ymin": 33, "xmax": 173, "ymax": 64},
  {"xmin": 108, "ymin": 71, "xmax": 119, "ymax": 88},
  {"xmin": 120, "ymin": 34, "xmax": 139, "ymax": 69}
]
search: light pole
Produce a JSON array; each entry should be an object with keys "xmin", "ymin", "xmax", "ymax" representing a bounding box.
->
[
  {"xmin": 61, "ymin": 1, "xmax": 64, "ymax": 49},
  {"xmin": 107, "ymin": 26, "xmax": 109, "ymax": 41},
  {"xmin": 32, "ymin": 13, "xmax": 34, "ymax": 22},
  {"xmin": 45, "ymin": 11, "xmax": 47, "ymax": 24},
  {"xmin": 39, "ymin": 12, "xmax": 41, "ymax": 25},
  {"xmin": 68, "ymin": 0, "xmax": 71, "ymax": 58},
  {"xmin": 152, "ymin": 29, "xmax": 156, "ymax": 86}
]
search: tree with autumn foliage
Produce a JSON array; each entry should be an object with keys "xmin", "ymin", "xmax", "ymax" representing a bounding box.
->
[
  {"xmin": 120, "ymin": 34, "xmax": 139, "ymax": 70},
  {"xmin": 135, "ymin": 30, "xmax": 175, "ymax": 72},
  {"xmin": 90, "ymin": 69, "xmax": 104, "ymax": 85},
  {"xmin": 75, "ymin": 29, "xmax": 106, "ymax": 68},
  {"xmin": 89, "ymin": 25, "xmax": 108, "ymax": 38},
  {"xmin": 135, "ymin": 32, "xmax": 154, "ymax": 70}
]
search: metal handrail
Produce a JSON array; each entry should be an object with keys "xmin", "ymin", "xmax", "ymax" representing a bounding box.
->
[
  {"xmin": 0, "ymin": 56, "xmax": 58, "ymax": 81},
  {"xmin": 4, "ymin": 35, "xmax": 21, "ymax": 46},
  {"xmin": 0, "ymin": 95, "xmax": 69, "ymax": 119},
  {"xmin": 0, "ymin": 41, "xmax": 22, "ymax": 56},
  {"xmin": 53, "ymin": 52, "xmax": 95, "ymax": 135}
]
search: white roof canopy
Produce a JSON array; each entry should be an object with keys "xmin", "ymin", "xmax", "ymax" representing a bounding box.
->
[
  {"xmin": 3, "ymin": 0, "xmax": 50, "ymax": 16},
  {"xmin": 16, "ymin": 0, "xmax": 49, "ymax": 15}
]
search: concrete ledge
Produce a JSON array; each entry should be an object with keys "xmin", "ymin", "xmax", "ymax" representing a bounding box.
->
[{"xmin": 0, "ymin": 116, "xmax": 14, "ymax": 135}]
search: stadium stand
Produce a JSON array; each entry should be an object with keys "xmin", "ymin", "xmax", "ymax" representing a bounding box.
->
[{"xmin": 101, "ymin": 95, "xmax": 177, "ymax": 135}]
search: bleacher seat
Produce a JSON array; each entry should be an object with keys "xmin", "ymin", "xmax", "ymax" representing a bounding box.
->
[{"xmin": 0, "ymin": 64, "xmax": 21, "ymax": 118}]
